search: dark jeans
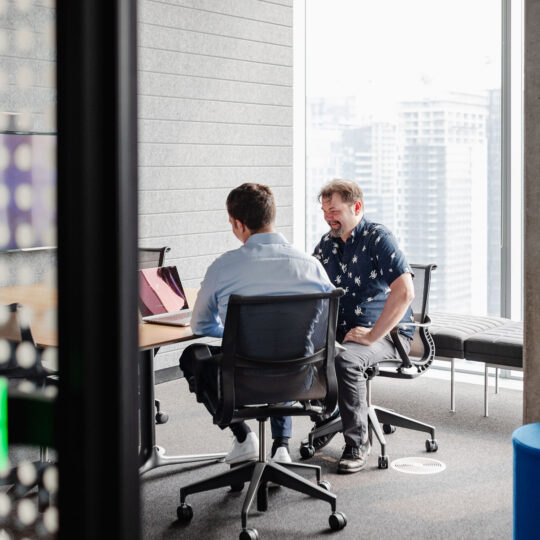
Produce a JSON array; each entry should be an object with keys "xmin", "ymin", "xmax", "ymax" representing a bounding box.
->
[
  {"xmin": 335, "ymin": 335, "xmax": 411, "ymax": 448},
  {"xmin": 179, "ymin": 344, "xmax": 292, "ymax": 438}
]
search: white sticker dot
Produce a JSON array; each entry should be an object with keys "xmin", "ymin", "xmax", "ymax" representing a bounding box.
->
[
  {"xmin": 18, "ymin": 266, "xmax": 34, "ymax": 286},
  {"xmin": 43, "ymin": 225, "xmax": 56, "ymax": 246},
  {"xmin": 0, "ymin": 339, "xmax": 10, "ymax": 364},
  {"xmin": 42, "ymin": 465, "xmax": 58, "ymax": 493},
  {"xmin": 41, "ymin": 21, "xmax": 55, "ymax": 49},
  {"xmin": 0, "ymin": 30, "xmax": 6, "ymax": 53},
  {"xmin": 17, "ymin": 462, "xmax": 37, "ymax": 486},
  {"xmin": 41, "ymin": 64, "xmax": 55, "ymax": 88},
  {"xmin": 16, "ymin": 341, "xmax": 37, "ymax": 368},
  {"xmin": 42, "ymin": 347, "xmax": 58, "ymax": 370},
  {"xmin": 43, "ymin": 507, "xmax": 59, "ymax": 533},
  {"xmin": 15, "ymin": 223, "xmax": 34, "ymax": 248},
  {"xmin": 16, "ymin": 0, "xmax": 32, "ymax": 12},
  {"xmin": 14, "ymin": 143, "xmax": 32, "ymax": 171},
  {"xmin": 15, "ymin": 28, "xmax": 33, "ymax": 52},
  {"xmin": 16, "ymin": 66, "xmax": 33, "ymax": 89},
  {"xmin": 14, "ymin": 184, "xmax": 33, "ymax": 210},
  {"xmin": 17, "ymin": 499, "xmax": 37, "ymax": 526},
  {"xmin": 18, "ymin": 380, "xmax": 36, "ymax": 393},
  {"xmin": 0, "ymin": 492, "xmax": 11, "ymax": 517}
]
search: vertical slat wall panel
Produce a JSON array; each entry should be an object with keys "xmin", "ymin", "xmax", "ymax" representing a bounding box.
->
[{"xmin": 138, "ymin": 0, "xmax": 293, "ymax": 371}]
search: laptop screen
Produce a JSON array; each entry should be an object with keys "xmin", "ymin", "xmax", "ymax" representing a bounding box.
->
[{"xmin": 139, "ymin": 266, "xmax": 189, "ymax": 317}]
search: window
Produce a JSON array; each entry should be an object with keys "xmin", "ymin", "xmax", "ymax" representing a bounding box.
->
[{"xmin": 303, "ymin": 0, "xmax": 523, "ymax": 320}]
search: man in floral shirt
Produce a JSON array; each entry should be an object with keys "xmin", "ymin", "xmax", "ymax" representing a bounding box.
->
[{"xmin": 313, "ymin": 179, "xmax": 415, "ymax": 473}]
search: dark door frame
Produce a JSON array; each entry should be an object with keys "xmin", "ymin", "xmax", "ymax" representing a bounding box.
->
[{"xmin": 57, "ymin": 1, "xmax": 140, "ymax": 538}]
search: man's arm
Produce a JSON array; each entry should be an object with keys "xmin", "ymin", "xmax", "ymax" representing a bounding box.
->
[
  {"xmin": 343, "ymin": 272, "xmax": 414, "ymax": 345},
  {"xmin": 190, "ymin": 264, "xmax": 224, "ymax": 338}
]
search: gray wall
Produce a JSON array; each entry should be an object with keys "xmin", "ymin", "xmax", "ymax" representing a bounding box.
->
[{"xmin": 137, "ymin": 0, "xmax": 294, "ymax": 371}]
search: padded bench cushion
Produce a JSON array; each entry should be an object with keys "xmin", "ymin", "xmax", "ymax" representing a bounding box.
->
[
  {"xmin": 430, "ymin": 312, "xmax": 509, "ymax": 358},
  {"xmin": 464, "ymin": 321, "xmax": 523, "ymax": 368}
]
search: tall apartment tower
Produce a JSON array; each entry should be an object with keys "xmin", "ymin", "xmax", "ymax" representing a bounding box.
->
[
  {"xmin": 341, "ymin": 122, "xmax": 398, "ymax": 233},
  {"xmin": 397, "ymin": 93, "xmax": 489, "ymax": 313}
]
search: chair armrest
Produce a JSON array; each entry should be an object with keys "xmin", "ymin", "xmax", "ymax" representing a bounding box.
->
[{"xmin": 397, "ymin": 320, "xmax": 432, "ymax": 329}]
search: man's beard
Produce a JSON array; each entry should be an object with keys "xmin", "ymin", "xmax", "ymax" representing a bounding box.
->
[{"xmin": 328, "ymin": 224, "xmax": 343, "ymax": 238}]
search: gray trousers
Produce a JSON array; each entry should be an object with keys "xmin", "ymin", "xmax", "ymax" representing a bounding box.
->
[{"xmin": 336, "ymin": 335, "xmax": 411, "ymax": 448}]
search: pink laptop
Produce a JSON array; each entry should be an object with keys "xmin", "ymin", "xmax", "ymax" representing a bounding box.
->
[{"xmin": 139, "ymin": 266, "xmax": 192, "ymax": 326}]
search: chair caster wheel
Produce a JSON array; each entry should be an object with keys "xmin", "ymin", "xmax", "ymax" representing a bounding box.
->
[
  {"xmin": 230, "ymin": 482, "xmax": 244, "ymax": 492},
  {"xmin": 176, "ymin": 503, "xmax": 193, "ymax": 522},
  {"xmin": 155, "ymin": 411, "xmax": 169, "ymax": 424},
  {"xmin": 378, "ymin": 455, "xmax": 389, "ymax": 469},
  {"xmin": 383, "ymin": 423, "xmax": 396, "ymax": 434},
  {"xmin": 239, "ymin": 528, "xmax": 259, "ymax": 540},
  {"xmin": 329, "ymin": 511, "xmax": 347, "ymax": 531},
  {"xmin": 300, "ymin": 444, "xmax": 315, "ymax": 459},
  {"xmin": 318, "ymin": 480, "xmax": 331, "ymax": 491},
  {"xmin": 426, "ymin": 439, "xmax": 438, "ymax": 452}
]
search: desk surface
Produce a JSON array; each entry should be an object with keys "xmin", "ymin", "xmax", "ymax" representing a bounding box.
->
[{"xmin": 0, "ymin": 282, "xmax": 198, "ymax": 349}]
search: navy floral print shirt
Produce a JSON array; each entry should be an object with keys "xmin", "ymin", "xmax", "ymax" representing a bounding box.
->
[{"xmin": 313, "ymin": 217, "xmax": 414, "ymax": 342}]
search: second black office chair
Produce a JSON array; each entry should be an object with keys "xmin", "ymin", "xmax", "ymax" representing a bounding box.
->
[
  {"xmin": 176, "ymin": 290, "xmax": 347, "ymax": 540},
  {"xmin": 300, "ymin": 263, "xmax": 438, "ymax": 469}
]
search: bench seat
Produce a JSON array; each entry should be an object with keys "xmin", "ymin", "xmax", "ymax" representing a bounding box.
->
[{"xmin": 428, "ymin": 312, "xmax": 522, "ymax": 416}]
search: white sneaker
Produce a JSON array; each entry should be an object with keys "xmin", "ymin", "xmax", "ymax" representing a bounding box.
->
[
  {"xmin": 270, "ymin": 446, "xmax": 292, "ymax": 464},
  {"xmin": 225, "ymin": 432, "xmax": 259, "ymax": 465}
]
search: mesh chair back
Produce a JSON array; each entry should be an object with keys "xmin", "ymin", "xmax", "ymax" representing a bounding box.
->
[
  {"xmin": 138, "ymin": 246, "xmax": 170, "ymax": 269},
  {"xmin": 219, "ymin": 290, "xmax": 343, "ymax": 418}
]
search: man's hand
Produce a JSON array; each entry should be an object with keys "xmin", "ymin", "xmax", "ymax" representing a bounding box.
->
[{"xmin": 343, "ymin": 326, "xmax": 376, "ymax": 346}]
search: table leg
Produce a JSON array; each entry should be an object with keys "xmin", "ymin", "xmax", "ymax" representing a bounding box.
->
[{"xmin": 138, "ymin": 348, "xmax": 227, "ymax": 476}]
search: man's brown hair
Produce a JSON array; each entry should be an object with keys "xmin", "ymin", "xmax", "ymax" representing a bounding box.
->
[
  {"xmin": 226, "ymin": 183, "xmax": 276, "ymax": 231},
  {"xmin": 318, "ymin": 179, "xmax": 364, "ymax": 206}
]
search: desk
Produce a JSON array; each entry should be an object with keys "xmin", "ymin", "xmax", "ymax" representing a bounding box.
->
[{"xmin": 0, "ymin": 283, "xmax": 226, "ymax": 475}]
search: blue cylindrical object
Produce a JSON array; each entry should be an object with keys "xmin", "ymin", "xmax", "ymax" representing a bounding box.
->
[{"xmin": 513, "ymin": 423, "xmax": 540, "ymax": 539}]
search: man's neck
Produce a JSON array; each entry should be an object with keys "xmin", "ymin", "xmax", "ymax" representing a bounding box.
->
[
  {"xmin": 244, "ymin": 225, "xmax": 275, "ymax": 243},
  {"xmin": 340, "ymin": 215, "xmax": 363, "ymax": 242}
]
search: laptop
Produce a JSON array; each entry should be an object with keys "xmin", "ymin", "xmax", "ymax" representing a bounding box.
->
[{"xmin": 139, "ymin": 265, "xmax": 192, "ymax": 326}]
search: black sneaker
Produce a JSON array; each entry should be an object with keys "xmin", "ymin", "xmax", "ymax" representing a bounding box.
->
[{"xmin": 338, "ymin": 441, "xmax": 370, "ymax": 474}]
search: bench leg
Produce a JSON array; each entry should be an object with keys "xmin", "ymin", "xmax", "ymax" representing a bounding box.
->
[
  {"xmin": 484, "ymin": 365, "xmax": 489, "ymax": 417},
  {"xmin": 450, "ymin": 358, "xmax": 455, "ymax": 413},
  {"xmin": 495, "ymin": 367, "xmax": 499, "ymax": 394}
]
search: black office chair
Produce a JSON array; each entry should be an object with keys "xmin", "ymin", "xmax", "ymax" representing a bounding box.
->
[
  {"xmin": 138, "ymin": 246, "xmax": 171, "ymax": 424},
  {"xmin": 176, "ymin": 290, "xmax": 348, "ymax": 540},
  {"xmin": 0, "ymin": 302, "xmax": 57, "ymax": 509},
  {"xmin": 300, "ymin": 263, "xmax": 438, "ymax": 469}
]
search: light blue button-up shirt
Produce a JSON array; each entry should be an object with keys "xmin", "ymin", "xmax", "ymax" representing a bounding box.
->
[{"xmin": 191, "ymin": 232, "xmax": 335, "ymax": 338}]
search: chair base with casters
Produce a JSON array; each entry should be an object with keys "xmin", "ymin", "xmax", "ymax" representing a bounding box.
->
[
  {"xmin": 300, "ymin": 378, "xmax": 438, "ymax": 469},
  {"xmin": 177, "ymin": 418, "xmax": 346, "ymax": 540}
]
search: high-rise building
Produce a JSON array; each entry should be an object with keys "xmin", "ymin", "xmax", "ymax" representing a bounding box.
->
[{"xmin": 397, "ymin": 93, "xmax": 489, "ymax": 313}]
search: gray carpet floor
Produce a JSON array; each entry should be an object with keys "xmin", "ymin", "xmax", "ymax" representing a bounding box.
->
[{"xmin": 142, "ymin": 374, "xmax": 522, "ymax": 540}]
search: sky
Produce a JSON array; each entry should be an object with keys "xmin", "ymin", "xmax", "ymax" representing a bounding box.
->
[{"xmin": 306, "ymin": 0, "xmax": 502, "ymax": 106}]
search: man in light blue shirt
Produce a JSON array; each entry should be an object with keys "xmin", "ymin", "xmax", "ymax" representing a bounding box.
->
[{"xmin": 180, "ymin": 183, "xmax": 333, "ymax": 465}]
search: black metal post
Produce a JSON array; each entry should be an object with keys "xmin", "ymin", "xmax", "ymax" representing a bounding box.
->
[{"xmin": 57, "ymin": 1, "xmax": 139, "ymax": 538}]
